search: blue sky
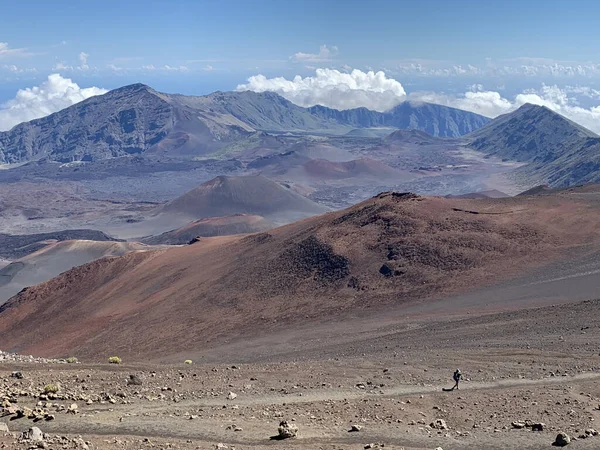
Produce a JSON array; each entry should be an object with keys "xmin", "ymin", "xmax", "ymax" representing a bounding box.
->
[{"xmin": 2, "ymin": 0, "xmax": 600, "ymax": 132}]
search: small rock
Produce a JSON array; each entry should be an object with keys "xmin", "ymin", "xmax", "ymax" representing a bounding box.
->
[
  {"xmin": 278, "ymin": 420, "xmax": 299, "ymax": 439},
  {"xmin": 430, "ymin": 419, "xmax": 448, "ymax": 430},
  {"xmin": 512, "ymin": 421, "xmax": 526, "ymax": 429},
  {"xmin": 127, "ymin": 374, "xmax": 143, "ymax": 386},
  {"xmin": 585, "ymin": 428, "xmax": 598, "ymax": 436},
  {"xmin": 11, "ymin": 371, "xmax": 24, "ymax": 379},
  {"xmin": 531, "ymin": 422, "xmax": 545, "ymax": 431},
  {"xmin": 0, "ymin": 423, "xmax": 8, "ymax": 433},
  {"xmin": 349, "ymin": 424, "xmax": 363, "ymax": 432},
  {"xmin": 227, "ymin": 392, "xmax": 237, "ymax": 400},
  {"xmin": 553, "ymin": 432, "xmax": 571, "ymax": 447}
]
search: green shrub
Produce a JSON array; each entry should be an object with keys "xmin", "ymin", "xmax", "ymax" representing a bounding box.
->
[
  {"xmin": 66, "ymin": 356, "xmax": 78, "ymax": 364},
  {"xmin": 44, "ymin": 383, "xmax": 60, "ymax": 394},
  {"xmin": 184, "ymin": 360, "xmax": 193, "ymax": 365},
  {"xmin": 108, "ymin": 356, "xmax": 122, "ymax": 364}
]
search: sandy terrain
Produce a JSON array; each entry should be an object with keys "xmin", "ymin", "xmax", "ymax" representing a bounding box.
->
[{"xmin": 1, "ymin": 297, "xmax": 599, "ymax": 449}]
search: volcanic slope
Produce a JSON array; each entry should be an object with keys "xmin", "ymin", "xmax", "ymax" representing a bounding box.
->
[
  {"xmin": 158, "ymin": 174, "xmax": 329, "ymax": 222},
  {"xmin": 465, "ymin": 103, "xmax": 598, "ymax": 162},
  {"xmin": 0, "ymin": 240, "xmax": 159, "ymax": 304},
  {"xmin": 462, "ymin": 103, "xmax": 600, "ymax": 187},
  {"xmin": 0, "ymin": 229, "xmax": 121, "ymax": 260},
  {"xmin": 3, "ymin": 187, "xmax": 600, "ymax": 360},
  {"xmin": 141, "ymin": 214, "xmax": 272, "ymax": 245}
]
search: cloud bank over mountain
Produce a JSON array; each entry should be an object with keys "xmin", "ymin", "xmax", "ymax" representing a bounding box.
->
[
  {"xmin": 237, "ymin": 68, "xmax": 407, "ymax": 112},
  {"xmin": 240, "ymin": 68, "xmax": 600, "ymax": 133},
  {"xmin": 1, "ymin": 69, "xmax": 599, "ymax": 135},
  {"xmin": 415, "ymin": 84, "xmax": 600, "ymax": 134},
  {"xmin": 0, "ymin": 74, "xmax": 106, "ymax": 131}
]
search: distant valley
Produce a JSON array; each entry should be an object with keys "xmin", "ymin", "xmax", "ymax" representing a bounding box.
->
[{"xmin": 0, "ymin": 83, "xmax": 599, "ymax": 305}]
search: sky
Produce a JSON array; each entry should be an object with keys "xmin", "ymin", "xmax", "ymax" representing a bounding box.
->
[{"xmin": 2, "ymin": 0, "xmax": 600, "ymax": 132}]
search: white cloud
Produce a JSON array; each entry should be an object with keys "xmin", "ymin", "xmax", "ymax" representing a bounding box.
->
[
  {"xmin": 78, "ymin": 52, "xmax": 89, "ymax": 70},
  {"xmin": 237, "ymin": 68, "xmax": 407, "ymax": 111},
  {"xmin": 0, "ymin": 73, "xmax": 107, "ymax": 131},
  {"xmin": 0, "ymin": 42, "xmax": 31, "ymax": 59},
  {"xmin": 203, "ymin": 65, "xmax": 214, "ymax": 71},
  {"xmin": 2, "ymin": 64, "xmax": 36, "ymax": 74},
  {"xmin": 391, "ymin": 58, "xmax": 600, "ymax": 79},
  {"xmin": 141, "ymin": 64, "xmax": 155, "ymax": 71},
  {"xmin": 53, "ymin": 62, "xmax": 72, "ymax": 71},
  {"xmin": 52, "ymin": 53, "xmax": 93, "ymax": 72},
  {"xmin": 108, "ymin": 64, "xmax": 123, "ymax": 72},
  {"xmin": 163, "ymin": 65, "xmax": 188, "ymax": 72},
  {"xmin": 565, "ymin": 85, "xmax": 600, "ymax": 100},
  {"xmin": 291, "ymin": 45, "xmax": 338, "ymax": 62}
]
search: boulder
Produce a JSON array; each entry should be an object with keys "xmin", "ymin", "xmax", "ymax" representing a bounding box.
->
[
  {"xmin": 553, "ymin": 432, "xmax": 571, "ymax": 447},
  {"xmin": 24, "ymin": 426, "xmax": 44, "ymax": 442},
  {"xmin": 278, "ymin": 420, "xmax": 298, "ymax": 439}
]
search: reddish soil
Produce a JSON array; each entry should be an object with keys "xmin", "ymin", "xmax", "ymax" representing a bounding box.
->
[{"xmin": 2, "ymin": 187, "xmax": 600, "ymax": 361}]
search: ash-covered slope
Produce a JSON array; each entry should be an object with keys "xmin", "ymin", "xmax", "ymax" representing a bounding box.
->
[
  {"xmin": 159, "ymin": 174, "xmax": 329, "ymax": 221},
  {"xmin": 141, "ymin": 214, "xmax": 272, "ymax": 245},
  {"xmin": 0, "ymin": 229, "xmax": 122, "ymax": 260},
  {"xmin": 0, "ymin": 240, "xmax": 158, "ymax": 304},
  {"xmin": 3, "ymin": 188, "xmax": 600, "ymax": 360}
]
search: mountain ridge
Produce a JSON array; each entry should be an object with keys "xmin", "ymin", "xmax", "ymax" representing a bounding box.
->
[{"xmin": 0, "ymin": 83, "xmax": 491, "ymax": 164}]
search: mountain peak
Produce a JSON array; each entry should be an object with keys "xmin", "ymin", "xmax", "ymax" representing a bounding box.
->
[
  {"xmin": 112, "ymin": 83, "xmax": 154, "ymax": 93},
  {"xmin": 512, "ymin": 102, "xmax": 557, "ymax": 116},
  {"xmin": 467, "ymin": 101, "xmax": 597, "ymax": 163}
]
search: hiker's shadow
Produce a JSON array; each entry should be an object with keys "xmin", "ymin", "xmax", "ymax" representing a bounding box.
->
[{"xmin": 442, "ymin": 387, "xmax": 456, "ymax": 392}]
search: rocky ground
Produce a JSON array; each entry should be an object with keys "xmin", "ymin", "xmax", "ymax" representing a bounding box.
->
[{"xmin": 1, "ymin": 298, "xmax": 600, "ymax": 450}]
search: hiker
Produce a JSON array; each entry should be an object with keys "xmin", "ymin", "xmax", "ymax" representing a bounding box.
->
[{"xmin": 452, "ymin": 368, "xmax": 462, "ymax": 390}]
